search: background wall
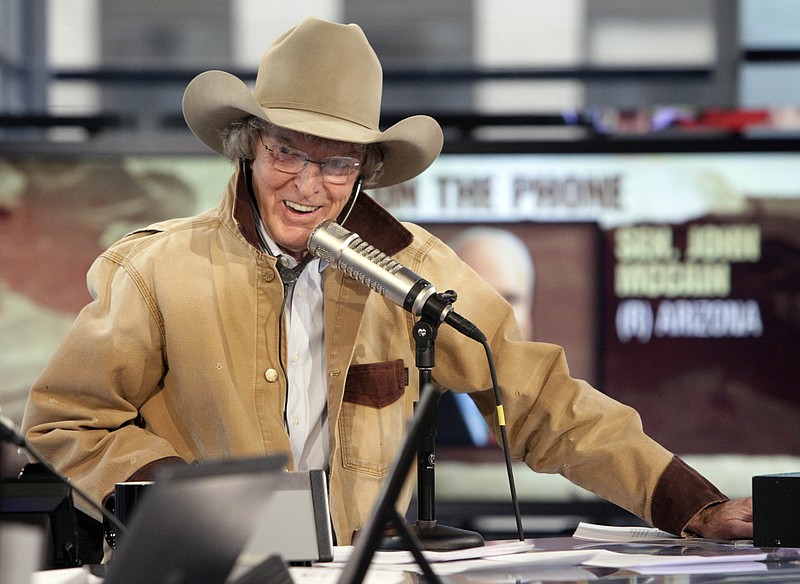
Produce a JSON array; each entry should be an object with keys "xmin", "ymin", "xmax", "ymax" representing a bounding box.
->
[{"xmin": 7, "ymin": 0, "xmax": 792, "ymax": 121}]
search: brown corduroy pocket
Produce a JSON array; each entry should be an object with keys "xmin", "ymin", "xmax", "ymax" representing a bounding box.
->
[{"xmin": 339, "ymin": 359, "xmax": 407, "ymax": 476}]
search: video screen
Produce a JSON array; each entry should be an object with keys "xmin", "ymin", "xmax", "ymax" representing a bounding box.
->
[
  {"xmin": 373, "ymin": 141, "xmax": 800, "ymax": 456},
  {"xmin": 2, "ymin": 139, "xmax": 800, "ymax": 458}
]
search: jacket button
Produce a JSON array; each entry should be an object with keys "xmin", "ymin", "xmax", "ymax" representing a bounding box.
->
[
  {"xmin": 264, "ymin": 368, "xmax": 279, "ymax": 382},
  {"xmin": 262, "ymin": 269, "xmax": 275, "ymax": 282}
]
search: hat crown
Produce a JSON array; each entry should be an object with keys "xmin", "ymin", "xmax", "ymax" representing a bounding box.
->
[
  {"xmin": 255, "ymin": 18, "xmax": 382, "ymax": 131},
  {"xmin": 181, "ymin": 17, "xmax": 443, "ymax": 187}
]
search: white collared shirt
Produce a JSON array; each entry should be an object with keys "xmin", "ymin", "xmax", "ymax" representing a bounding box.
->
[{"xmin": 257, "ymin": 225, "xmax": 329, "ymax": 472}]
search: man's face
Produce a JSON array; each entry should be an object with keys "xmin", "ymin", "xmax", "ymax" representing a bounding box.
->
[{"xmin": 250, "ymin": 128, "xmax": 362, "ymax": 261}]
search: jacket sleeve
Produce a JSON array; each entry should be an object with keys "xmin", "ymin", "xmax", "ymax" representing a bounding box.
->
[
  {"xmin": 403, "ymin": 224, "xmax": 728, "ymax": 534},
  {"xmin": 21, "ymin": 241, "xmax": 185, "ymax": 519},
  {"xmin": 652, "ymin": 456, "xmax": 729, "ymax": 535}
]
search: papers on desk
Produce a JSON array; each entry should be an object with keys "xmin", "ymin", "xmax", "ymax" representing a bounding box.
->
[
  {"xmin": 573, "ymin": 521, "xmax": 679, "ymax": 542},
  {"xmin": 288, "ymin": 566, "xmax": 410, "ymax": 583},
  {"xmin": 311, "ymin": 541, "xmax": 598, "ymax": 579},
  {"xmin": 570, "ymin": 523, "xmax": 768, "ymax": 575},
  {"xmin": 584, "ymin": 549, "xmax": 769, "ymax": 575},
  {"xmin": 307, "ymin": 525, "xmax": 769, "ymax": 580},
  {"xmin": 332, "ymin": 537, "xmax": 536, "ymax": 565},
  {"xmin": 317, "ymin": 539, "xmax": 545, "ymax": 577}
]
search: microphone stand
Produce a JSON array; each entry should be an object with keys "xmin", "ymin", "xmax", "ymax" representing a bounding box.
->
[{"xmin": 381, "ymin": 292, "xmax": 485, "ymax": 551}]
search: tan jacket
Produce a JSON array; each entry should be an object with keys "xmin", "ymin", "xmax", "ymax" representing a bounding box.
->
[{"xmin": 23, "ymin": 167, "xmax": 726, "ymax": 545}]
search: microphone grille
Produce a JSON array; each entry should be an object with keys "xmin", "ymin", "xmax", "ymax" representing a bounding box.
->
[
  {"xmin": 308, "ymin": 220, "xmax": 346, "ymax": 264},
  {"xmin": 350, "ymin": 239, "xmax": 403, "ymax": 275},
  {"xmin": 323, "ymin": 220, "xmax": 351, "ymax": 240},
  {"xmin": 312, "ymin": 244, "xmax": 335, "ymax": 264}
]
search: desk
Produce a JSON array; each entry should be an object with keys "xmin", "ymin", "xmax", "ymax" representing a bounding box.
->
[
  {"xmin": 28, "ymin": 536, "xmax": 800, "ymax": 583},
  {"xmin": 425, "ymin": 536, "xmax": 800, "ymax": 583}
]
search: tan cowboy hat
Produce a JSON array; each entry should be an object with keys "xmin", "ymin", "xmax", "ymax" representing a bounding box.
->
[{"xmin": 182, "ymin": 17, "xmax": 443, "ymax": 188}]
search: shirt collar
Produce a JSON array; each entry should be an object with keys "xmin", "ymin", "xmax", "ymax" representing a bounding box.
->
[{"xmin": 254, "ymin": 212, "xmax": 326, "ymax": 273}]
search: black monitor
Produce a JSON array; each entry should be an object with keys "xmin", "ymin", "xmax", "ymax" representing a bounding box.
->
[
  {"xmin": 103, "ymin": 455, "xmax": 287, "ymax": 584},
  {"xmin": 0, "ymin": 464, "xmax": 80, "ymax": 569}
]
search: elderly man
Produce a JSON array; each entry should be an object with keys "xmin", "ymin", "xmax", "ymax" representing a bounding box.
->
[{"xmin": 23, "ymin": 17, "xmax": 751, "ymax": 550}]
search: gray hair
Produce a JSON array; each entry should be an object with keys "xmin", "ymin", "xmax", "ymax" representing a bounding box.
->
[{"xmin": 218, "ymin": 116, "xmax": 385, "ymax": 188}]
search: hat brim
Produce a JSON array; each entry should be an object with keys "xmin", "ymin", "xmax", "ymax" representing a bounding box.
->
[{"xmin": 182, "ymin": 70, "xmax": 443, "ymax": 188}]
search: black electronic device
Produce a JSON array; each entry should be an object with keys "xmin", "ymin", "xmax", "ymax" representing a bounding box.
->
[
  {"xmin": 753, "ymin": 472, "xmax": 800, "ymax": 548},
  {"xmin": 1, "ymin": 408, "xmax": 120, "ymax": 565},
  {"xmin": 0, "ymin": 468, "xmax": 79, "ymax": 569}
]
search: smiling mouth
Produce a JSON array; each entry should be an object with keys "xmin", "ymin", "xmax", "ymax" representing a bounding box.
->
[{"xmin": 284, "ymin": 200, "xmax": 321, "ymax": 214}]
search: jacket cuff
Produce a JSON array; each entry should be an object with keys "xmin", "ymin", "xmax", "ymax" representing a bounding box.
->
[
  {"xmin": 125, "ymin": 456, "xmax": 186, "ymax": 482},
  {"xmin": 651, "ymin": 455, "xmax": 729, "ymax": 536}
]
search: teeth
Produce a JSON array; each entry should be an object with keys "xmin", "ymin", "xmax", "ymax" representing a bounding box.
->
[{"xmin": 285, "ymin": 201, "xmax": 319, "ymax": 213}]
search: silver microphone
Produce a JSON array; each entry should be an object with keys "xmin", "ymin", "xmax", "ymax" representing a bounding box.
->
[{"xmin": 307, "ymin": 220, "xmax": 485, "ymax": 341}]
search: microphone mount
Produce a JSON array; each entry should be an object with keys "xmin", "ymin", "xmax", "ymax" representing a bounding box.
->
[{"xmin": 381, "ymin": 292, "xmax": 485, "ymax": 551}]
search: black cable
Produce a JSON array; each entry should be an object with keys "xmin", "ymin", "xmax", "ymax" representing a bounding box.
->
[
  {"xmin": 242, "ymin": 159, "xmax": 271, "ymax": 253},
  {"xmin": 275, "ymin": 260, "xmax": 293, "ymax": 429},
  {"xmin": 481, "ymin": 339, "xmax": 525, "ymax": 542}
]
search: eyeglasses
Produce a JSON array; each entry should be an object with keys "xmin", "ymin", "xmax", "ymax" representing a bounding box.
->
[{"xmin": 260, "ymin": 135, "xmax": 362, "ymax": 185}]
